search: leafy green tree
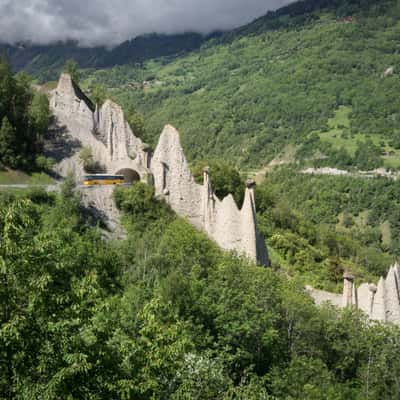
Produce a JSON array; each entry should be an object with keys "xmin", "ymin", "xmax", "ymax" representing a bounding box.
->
[
  {"xmin": 0, "ymin": 56, "xmax": 51, "ymax": 170},
  {"xmin": 114, "ymin": 183, "xmax": 172, "ymax": 229},
  {"xmin": 4, "ymin": 169, "xmax": 400, "ymax": 398},
  {"xmin": 354, "ymin": 139, "xmax": 383, "ymax": 170},
  {"xmin": 127, "ymin": 106, "xmax": 146, "ymax": 141},
  {"xmin": 64, "ymin": 59, "xmax": 80, "ymax": 84},
  {"xmin": 35, "ymin": 155, "xmax": 55, "ymax": 172},
  {"xmin": 0, "ymin": 56, "xmax": 15, "ymax": 119},
  {"xmin": 0, "ymin": 116, "xmax": 17, "ymax": 167},
  {"xmin": 192, "ymin": 160, "xmax": 245, "ymax": 205},
  {"xmin": 172, "ymin": 352, "xmax": 232, "ymax": 399},
  {"xmin": 358, "ymin": 324, "xmax": 400, "ymax": 399},
  {"xmin": 79, "ymin": 146, "xmax": 96, "ymax": 173},
  {"xmin": 389, "ymin": 132, "xmax": 400, "ymax": 149},
  {"xmin": 154, "ymin": 218, "xmax": 222, "ymax": 277},
  {"xmin": 28, "ymin": 91, "xmax": 51, "ymax": 137},
  {"xmin": 79, "ymin": 147, "xmax": 104, "ymax": 173},
  {"xmin": 128, "ymin": 298, "xmax": 194, "ymax": 398},
  {"xmin": 268, "ymin": 356, "xmax": 348, "ymax": 399},
  {"xmin": 223, "ymin": 375, "xmax": 271, "ymax": 399},
  {"xmin": 0, "ymin": 195, "xmax": 126, "ymax": 398},
  {"xmin": 91, "ymin": 84, "xmax": 108, "ymax": 106}
]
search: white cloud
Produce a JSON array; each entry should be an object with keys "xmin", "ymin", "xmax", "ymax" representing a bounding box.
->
[{"xmin": 0, "ymin": 0, "xmax": 294, "ymax": 47}]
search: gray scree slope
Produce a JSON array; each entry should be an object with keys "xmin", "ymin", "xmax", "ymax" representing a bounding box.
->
[{"xmin": 50, "ymin": 73, "xmax": 269, "ymax": 266}]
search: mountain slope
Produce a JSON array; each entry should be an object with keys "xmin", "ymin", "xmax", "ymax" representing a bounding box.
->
[
  {"xmin": 0, "ymin": 33, "xmax": 213, "ymax": 82},
  {"xmin": 83, "ymin": 0, "xmax": 400, "ymax": 169}
]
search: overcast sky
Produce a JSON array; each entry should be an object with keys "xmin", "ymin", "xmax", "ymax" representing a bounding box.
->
[{"xmin": 0, "ymin": 0, "xmax": 295, "ymax": 47}]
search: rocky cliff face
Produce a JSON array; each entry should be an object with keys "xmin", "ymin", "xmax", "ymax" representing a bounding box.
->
[
  {"xmin": 50, "ymin": 73, "xmax": 150, "ymax": 181},
  {"xmin": 151, "ymin": 125, "xmax": 269, "ymax": 265},
  {"xmin": 94, "ymin": 100, "xmax": 149, "ymax": 168},
  {"xmin": 151, "ymin": 125, "xmax": 203, "ymax": 228},
  {"xmin": 49, "ymin": 73, "xmax": 269, "ymax": 266}
]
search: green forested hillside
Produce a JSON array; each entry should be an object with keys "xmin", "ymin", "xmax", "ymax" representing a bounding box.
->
[
  {"xmin": 0, "ymin": 33, "xmax": 211, "ymax": 83},
  {"xmin": 256, "ymin": 168, "xmax": 400, "ymax": 291},
  {"xmin": 83, "ymin": 0, "xmax": 400, "ymax": 170},
  {"xmin": 2, "ymin": 182, "xmax": 400, "ymax": 399}
]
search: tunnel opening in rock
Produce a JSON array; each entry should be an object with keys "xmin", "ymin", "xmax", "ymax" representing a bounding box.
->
[{"xmin": 116, "ymin": 168, "xmax": 141, "ymax": 183}]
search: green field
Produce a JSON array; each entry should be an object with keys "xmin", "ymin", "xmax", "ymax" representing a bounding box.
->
[
  {"xmin": 319, "ymin": 106, "xmax": 384, "ymax": 153},
  {"xmin": 315, "ymin": 106, "xmax": 400, "ymax": 169},
  {"xmin": 0, "ymin": 170, "xmax": 54, "ymax": 185}
]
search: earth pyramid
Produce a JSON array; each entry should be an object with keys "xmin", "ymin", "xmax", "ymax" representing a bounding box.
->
[{"xmin": 50, "ymin": 73, "xmax": 270, "ymax": 266}]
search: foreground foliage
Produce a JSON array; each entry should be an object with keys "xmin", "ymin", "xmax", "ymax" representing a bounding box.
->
[{"xmin": 1, "ymin": 183, "xmax": 400, "ymax": 399}]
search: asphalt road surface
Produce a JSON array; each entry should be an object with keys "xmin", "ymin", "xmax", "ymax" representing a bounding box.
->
[{"xmin": 0, "ymin": 184, "xmax": 61, "ymax": 191}]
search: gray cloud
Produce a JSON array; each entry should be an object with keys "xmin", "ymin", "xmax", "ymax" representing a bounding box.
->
[{"xmin": 0, "ymin": 0, "xmax": 294, "ymax": 47}]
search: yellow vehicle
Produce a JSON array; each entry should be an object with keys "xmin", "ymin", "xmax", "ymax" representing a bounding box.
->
[{"xmin": 83, "ymin": 174, "xmax": 125, "ymax": 186}]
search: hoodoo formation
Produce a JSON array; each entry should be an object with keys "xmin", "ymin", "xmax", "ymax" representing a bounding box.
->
[
  {"xmin": 49, "ymin": 73, "xmax": 400, "ymax": 323},
  {"xmin": 308, "ymin": 264, "xmax": 400, "ymax": 324},
  {"xmin": 50, "ymin": 73, "xmax": 151, "ymax": 182},
  {"xmin": 50, "ymin": 73, "xmax": 269, "ymax": 266}
]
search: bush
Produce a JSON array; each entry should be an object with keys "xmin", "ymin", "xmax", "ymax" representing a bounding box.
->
[
  {"xmin": 192, "ymin": 160, "xmax": 245, "ymax": 205},
  {"xmin": 114, "ymin": 182, "xmax": 172, "ymax": 228},
  {"xmin": 353, "ymin": 140, "xmax": 383, "ymax": 170},
  {"xmin": 79, "ymin": 146, "xmax": 104, "ymax": 173},
  {"xmin": 35, "ymin": 155, "xmax": 55, "ymax": 172}
]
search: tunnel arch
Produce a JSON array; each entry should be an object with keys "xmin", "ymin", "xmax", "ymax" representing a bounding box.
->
[{"xmin": 116, "ymin": 168, "xmax": 141, "ymax": 183}]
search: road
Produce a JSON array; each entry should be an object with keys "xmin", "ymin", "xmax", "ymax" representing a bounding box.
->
[
  {"xmin": 0, "ymin": 183, "xmax": 131, "ymax": 191},
  {"xmin": 0, "ymin": 184, "xmax": 61, "ymax": 191}
]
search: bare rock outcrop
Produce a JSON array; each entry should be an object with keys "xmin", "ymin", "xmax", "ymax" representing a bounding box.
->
[
  {"xmin": 49, "ymin": 74, "xmax": 269, "ymax": 266},
  {"xmin": 151, "ymin": 125, "xmax": 269, "ymax": 265},
  {"xmin": 94, "ymin": 100, "xmax": 150, "ymax": 171},
  {"xmin": 151, "ymin": 125, "xmax": 203, "ymax": 228},
  {"xmin": 50, "ymin": 73, "xmax": 151, "ymax": 182},
  {"xmin": 80, "ymin": 185, "xmax": 125, "ymax": 235},
  {"xmin": 305, "ymin": 286, "xmax": 342, "ymax": 308}
]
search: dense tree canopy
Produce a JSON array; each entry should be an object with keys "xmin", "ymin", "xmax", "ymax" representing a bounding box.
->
[
  {"xmin": 191, "ymin": 159, "xmax": 245, "ymax": 205},
  {"xmin": 0, "ymin": 182, "xmax": 400, "ymax": 398},
  {"xmin": 0, "ymin": 57, "xmax": 51, "ymax": 170},
  {"xmin": 256, "ymin": 168, "xmax": 400, "ymax": 291},
  {"xmin": 63, "ymin": 59, "xmax": 80, "ymax": 85}
]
